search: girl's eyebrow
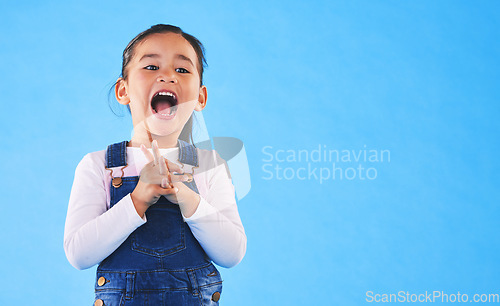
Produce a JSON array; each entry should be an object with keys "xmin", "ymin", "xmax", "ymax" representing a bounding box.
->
[
  {"xmin": 139, "ymin": 53, "xmax": 160, "ymax": 61},
  {"xmin": 175, "ymin": 54, "xmax": 195, "ymax": 67}
]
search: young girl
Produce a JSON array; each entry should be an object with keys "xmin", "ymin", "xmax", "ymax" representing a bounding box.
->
[{"xmin": 64, "ymin": 24, "xmax": 246, "ymax": 305}]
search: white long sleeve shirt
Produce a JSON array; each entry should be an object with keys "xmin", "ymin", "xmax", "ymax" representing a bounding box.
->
[{"xmin": 64, "ymin": 146, "xmax": 246, "ymax": 270}]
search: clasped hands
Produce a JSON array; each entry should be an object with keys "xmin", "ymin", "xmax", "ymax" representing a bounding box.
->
[{"xmin": 130, "ymin": 140, "xmax": 200, "ymax": 218}]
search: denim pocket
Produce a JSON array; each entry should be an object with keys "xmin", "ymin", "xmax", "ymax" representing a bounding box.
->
[{"xmin": 131, "ymin": 203, "xmax": 186, "ymax": 257}]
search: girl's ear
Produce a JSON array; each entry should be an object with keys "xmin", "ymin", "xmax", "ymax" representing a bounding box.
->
[
  {"xmin": 115, "ymin": 78, "xmax": 130, "ymax": 105},
  {"xmin": 195, "ymin": 85, "xmax": 207, "ymax": 111}
]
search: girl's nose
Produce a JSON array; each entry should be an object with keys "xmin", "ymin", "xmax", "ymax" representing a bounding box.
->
[{"xmin": 157, "ymin": 75, "xmax": 177, "ymax": 84}]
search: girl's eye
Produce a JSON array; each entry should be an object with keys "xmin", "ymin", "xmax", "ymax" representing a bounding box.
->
[
  {"xmin": 176, "ymin": 68, "xmax": 189, "ymax": 73},
  {"xmin": 144, "ymin": 65, "xmax": 159, "ymax": 70}
]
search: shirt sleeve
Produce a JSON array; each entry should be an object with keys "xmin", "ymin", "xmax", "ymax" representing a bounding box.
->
[
  {"xmin": 63, "ymin": 153, "xmax": 146, "ymax": 270},
  {"xmin": 182, "ymin": 150, "xmax": 247, "ymax": 268}
]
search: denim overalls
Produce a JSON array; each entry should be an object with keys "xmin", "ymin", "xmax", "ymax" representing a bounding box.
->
[{"xmin": 94, "ymin": 140, "xmax": 223, "ymax": 306}]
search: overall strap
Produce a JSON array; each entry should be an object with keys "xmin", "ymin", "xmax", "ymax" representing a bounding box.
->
[
  {"xmin": 177, "ymin": 139, "xmax": 200, "ymax": 194},
  {"xmin": 106, "ymin": 141, "xmax": 128, "ymax": 168},
  {"xmin": 177, "ymin": 139, "xmax": 199, "ymax": 167}
]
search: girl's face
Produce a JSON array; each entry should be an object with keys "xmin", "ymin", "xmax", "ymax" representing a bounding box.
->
[{"xmin": 116, "ymin": 32, "xmax": 206, "ymax": 140}]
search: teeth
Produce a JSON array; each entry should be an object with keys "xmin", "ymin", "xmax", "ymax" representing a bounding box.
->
[
  {"xmin": 156, "ymin": 105, "xmax": 177, "ymax": 116},
  {"xmin": 155, "ymin": 91, "xmax": 175, "ymax": 98},
  {"xmin": 158, "ymin": 107, "xmax": 176, "ymax": 116}
]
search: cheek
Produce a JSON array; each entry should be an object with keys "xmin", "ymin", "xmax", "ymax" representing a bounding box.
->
[
  {"xmin": 133, "ymin": 76, "xmax": 149, "ymax": 93},
  {"xmin": 128, "ymin": 76, "xmax": 150, "ymax": 101},
  {"xmin": 136, "ymin": 72, "xmax": 149, "ymax": 82},
  {"xmin": 180, "ymin": 99, "xmax": 196, "ymax": 108},
  {"xmin": 177, "ymin": 100, "xmax": 197, "ymax": 116},
  {"xmin": 181, "ymin": 76, "xmax": 201, "ymax": 98}
]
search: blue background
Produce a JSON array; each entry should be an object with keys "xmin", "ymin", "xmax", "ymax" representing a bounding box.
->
[{"xmin": 1, "ymin": 1, "xmax": 499, "ymax": 305}]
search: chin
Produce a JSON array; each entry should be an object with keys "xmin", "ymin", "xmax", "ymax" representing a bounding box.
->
[{"xmin": 146, "ymin": 117, "xmax": 178, "ymax": 136}]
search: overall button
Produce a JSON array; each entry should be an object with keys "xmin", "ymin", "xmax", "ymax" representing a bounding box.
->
[
  {"xmin": 94, "ymin": 299, "xmax": 104, "ymax": 306},
  {"xmin": 97, "ymin": 276, "xmax": 107, "ymax": 286},
  {"xmin": 212, "ymin": 291, "xmax": 221, "ymax": 302},
  {"xmin": 112, "ymin": 177, "xmax": 122, "ymax": 188}
]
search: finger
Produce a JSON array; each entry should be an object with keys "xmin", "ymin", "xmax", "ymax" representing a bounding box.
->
[
  {"xmin": 164, "ymin": 159, "xmax": 173, "ymax": 186},
  {"xmin": 161, "ymin": 178, "xmax": 169, "ymax": 188},
  {"xmin": 157, "ymin": 185, "xmax": 179, "ymax": 195},
  {"xmin": 159, "ymin": 178, "xmax": 176, "ymax": 192},
  {"xmin": 159, "ymin": 156, "xmax": 169, "ymax": 176},
  {"xmin": 152, "ymin": 141, "xmax": 169, "ymax": 175},
  {"xmin": 165, "ymin": 159, "xmax": 183, "ymax": 173},
  {"xmin": 140, "ymin": 144, "xmax": 154, "ymax": 163},
  {"xmin": 152, "ymin": 140, "xmax": 161, "ymax": 166},
  {"xmin": 170, "ymin": 173, "xmax": 192, "ymax": 183}
]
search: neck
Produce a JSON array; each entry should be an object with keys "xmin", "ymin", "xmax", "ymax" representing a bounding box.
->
[{"xmin": 128, "ymin": 122, "xmax": 182, "ymax": 149}]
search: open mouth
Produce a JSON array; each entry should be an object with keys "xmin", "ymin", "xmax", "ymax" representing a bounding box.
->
[{"xmin": 151, "ymin": 91, "xmax": 178, "ymax": 119}]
